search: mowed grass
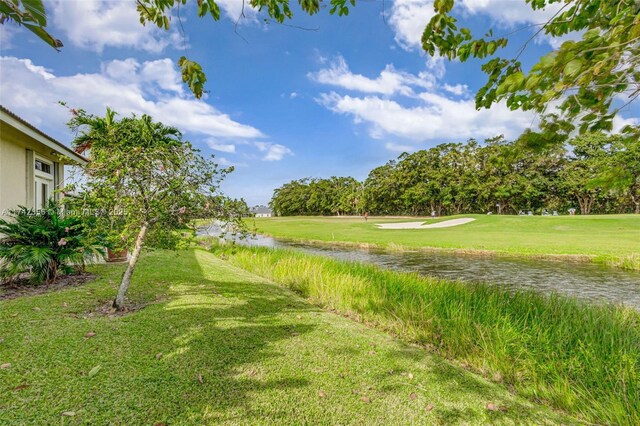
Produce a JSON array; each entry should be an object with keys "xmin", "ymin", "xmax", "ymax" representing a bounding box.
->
[
  {"xmin": 214, "ymin": 245, "xmax": 640, "ymax": 425},
  {"xmin": 251, "ymin": 214, "xmax": 640, "ymax": 268},
  {"xmin": 0, "ymin": 249, "xmax": 572, "ymax": 425}
]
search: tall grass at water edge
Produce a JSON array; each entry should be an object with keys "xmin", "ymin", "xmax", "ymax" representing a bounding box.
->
[{"xmin": 212, "ymin": 245, "xmax": 640, "ymax": 425}]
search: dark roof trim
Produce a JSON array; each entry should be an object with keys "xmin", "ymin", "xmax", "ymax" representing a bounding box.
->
[
  {"xmin": 0, "ymin": 105, "xmax": 88, "ymax": 164},
  {"xmin": 251, "ymin": 206, "xmax": 273, "ymax": 213}
]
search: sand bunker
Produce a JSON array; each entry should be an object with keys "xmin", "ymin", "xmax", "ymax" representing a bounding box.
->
[{"xmin": 377, "ymin": 218, "xmax": 476, "ymax": 229}]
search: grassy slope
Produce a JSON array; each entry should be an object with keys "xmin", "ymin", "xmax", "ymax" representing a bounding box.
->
[
  {"xmin": 252, "ymin": 214, "xmax": 640, "ymax": 267},
  {"xmin": 0, "ymin": 250, "xmax": 571, "ymax": 425},
  {"xmin": 215, "ymin": 246, "xmax": 640, "ymax": 425}
]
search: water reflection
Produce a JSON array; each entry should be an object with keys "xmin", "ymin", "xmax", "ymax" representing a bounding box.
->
[{"xmin": 201, "ymin": 228, "xmax": 640, "ymax": 310}]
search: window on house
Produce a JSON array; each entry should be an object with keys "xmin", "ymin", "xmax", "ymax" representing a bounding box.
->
[
  {"xmin": 41, "ymin": 182, "xmax": 48, "ymax": 209},
  {"xmin": 35, "ymin": 159, "xmax": 51, "ymax": 174}
]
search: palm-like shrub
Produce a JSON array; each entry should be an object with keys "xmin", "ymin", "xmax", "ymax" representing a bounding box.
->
[{"xmin": 0, "ymin": 203, "xmax": 104, "ymax": 284}]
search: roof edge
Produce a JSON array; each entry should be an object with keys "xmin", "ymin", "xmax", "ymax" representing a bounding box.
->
[{"xmin": 0, "ymin": 105, "xmax": 88, "ymax": 165}]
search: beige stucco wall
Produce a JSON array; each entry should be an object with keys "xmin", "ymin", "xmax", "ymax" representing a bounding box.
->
[
  {"xmin": 0, "ymin": 123, "xmax": 66, "ymax": 220},
  {"xmin": 0, "ymin": 135, "xmax": 28, "ymax": 217}
]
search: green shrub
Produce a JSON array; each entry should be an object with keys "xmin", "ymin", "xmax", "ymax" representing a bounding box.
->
[{"xmin": 0, "ymin": 202, "xmax": 104, "ymax": 284}]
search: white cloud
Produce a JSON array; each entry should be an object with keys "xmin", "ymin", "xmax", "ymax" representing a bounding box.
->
[
  {"xmin": 289, "ymin": 92, "xmax": 299, "ymax": 99},
  {"xmin": 216, "ymin": 156, "xmax": 233, "ymax": 167},
  {"xmin": 443, "ymin": 83, "xmax": 469, "ymax": 96},
  {"xmin": 0, "ymin": 56, "xmax": 263, "ymax": 142},
  {"xmin": 310, "ymin": 56, "xmax": 531, "ymax": 144},
  {"xmin": 459, "ymin": 0, "xmax": 561, "ymax": 25},
  {"xmin": 385, "ymin": 1, "xmax": 443, "ymax": 76},
  {"xmin": 385, "ymin": 142, "xmax": 417, "ymax": 153},
  {"xmin": 317, "ymin": 91, "xmax": 533, "ymax": 142},
  {"xmin": 206, "ymin": 140, "xmax": 237, "ymax": 153},
  {"xmin": 389, "ymin": 0, "xmax": 435, "ymax": 51},
  {"xmin": 216, "ymin": 0, "xmax": 258, "ymax": 22},
  {"xmin": 48, "ymin": 0, "xmax": 183, "ymax": 53},
  {"xmin": 308, "ymin": 55, "xmax": 435, "ymax": 96},
  {"xmin": 255, "ymin": 142, "xmax": 293, "ymax": 161},
  {"xmin": 612, "ymin": 115, "xmax": 639, "ymax": 133}
]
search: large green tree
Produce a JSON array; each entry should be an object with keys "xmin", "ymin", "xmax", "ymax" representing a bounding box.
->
[
  {"xmin": 271, "ymin": 134, "xmax": 637, "ymax": 217},
  {"xmin": 68, "ymin": 108, "xmax": 245, "ymax": 310}
]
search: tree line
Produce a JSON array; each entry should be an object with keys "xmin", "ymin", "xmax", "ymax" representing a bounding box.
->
[{"xmin": 270, "ymin": 133, "xmax": 639, "ymax": 216}]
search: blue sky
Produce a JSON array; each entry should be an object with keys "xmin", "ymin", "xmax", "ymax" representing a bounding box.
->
[{"xmin": 1, "ymin": 0, "xmax": 638, "ymax": 205}]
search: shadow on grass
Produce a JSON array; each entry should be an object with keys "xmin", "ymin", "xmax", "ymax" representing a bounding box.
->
[
  {"xmin": 372, "ymin": 345, "xmax": 571, "ymax": 425},
  {"xmin": 139, "ymin": 249, "xmax": 319, "ymax": 423},
  {"xmin": 158, "ymin": 250, "xmax": 568, "ymax": 425},
  {"xmin": 0, "ymin": 249, "xmax": 571, "ymax": 424}
]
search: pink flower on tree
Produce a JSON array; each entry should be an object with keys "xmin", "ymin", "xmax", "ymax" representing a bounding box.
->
[
  {"xmin": 58, "ymin": 238, "xmax": 67, "ymax": 246},
  {"xmin": 178, "ymin": 207, "xmax": 187, "ymax": 214}
]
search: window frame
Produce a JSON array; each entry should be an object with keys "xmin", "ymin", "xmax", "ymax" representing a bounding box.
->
[{"xmin": 34, "ymin": 155, "xmax": 54, "ymax": 179}]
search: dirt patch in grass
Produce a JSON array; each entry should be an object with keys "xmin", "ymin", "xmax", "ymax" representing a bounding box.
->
[{"xmin": 0, "ymin": 273, "xmax": 96, "ymax": 300}]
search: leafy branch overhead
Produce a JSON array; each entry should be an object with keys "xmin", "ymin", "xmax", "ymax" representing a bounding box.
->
[
  {"xmin": 0, "ymin": 0, "xmax": 62, "ymax": 49},
  {"xmin": 134, "ymin": 0, "xmax": 356, "ymax": 98},
  {"xmin": 422, "ymin": 0, "xmax": 640, "ymax": 139},
  {"xmin": 3, "ymin": 0, "xmax": 637, "ymax": 139}
]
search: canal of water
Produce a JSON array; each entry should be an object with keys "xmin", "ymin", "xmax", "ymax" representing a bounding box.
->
[{"xmin": 200, "ymin": 229, "xmax": 640, "ymax": 310}]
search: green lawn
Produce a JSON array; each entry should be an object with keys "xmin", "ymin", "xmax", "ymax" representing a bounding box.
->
[
  {"xmin": 0, "ymin": 249, "xmax": 573, "ymax": 425},
  {"xmin": 251, "ymin": 214, "xmax": 640, "ymax": 268}
]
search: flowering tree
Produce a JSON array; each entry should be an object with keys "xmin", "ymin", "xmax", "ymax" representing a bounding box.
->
[{"xmin": 68, "ymin": 108, "xmax": 247, "ymax": 310}]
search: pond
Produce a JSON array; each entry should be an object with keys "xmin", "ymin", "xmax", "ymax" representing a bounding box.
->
[{"xmin": 200, "ymin": 228, "xmax": 640, "ymax": 310}]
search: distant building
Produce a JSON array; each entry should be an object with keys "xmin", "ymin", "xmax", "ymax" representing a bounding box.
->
[
  {"xmin": 0, "ymin": 105, "xmax": 88, "ymax": 220},
  {"xmin": 250, "ymin": 205, "xmax": 273, "ymax": 218}
]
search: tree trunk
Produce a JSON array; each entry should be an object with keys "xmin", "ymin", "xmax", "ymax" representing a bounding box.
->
[
  {"xmin": 577, "ymin": 195, "xmax": 592, "ymax": 215},
  {"xmin": 631, "ymin": 194, "xmax": 640, "ymax": 214},
  {"xmin": 113, "ymin": 223, "xmax": 148, "ymax": 311}
]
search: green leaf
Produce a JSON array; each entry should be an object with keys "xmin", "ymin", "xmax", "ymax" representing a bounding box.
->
[
  {"xmin": 22, "ymin": 0, "xmax": 47, "ymax": 26},
  {"xmin": 539, "ymin": 53, "xmax": 556, "ymax": 68},
  {"xmin": 22, "ymin": 22, "xmax": 62, "ymax": 49},
  {"xmin": 563, "ymin": 59, "xmax": 583, "ymax": 78},
  {"xmin": 88, "ymin": 365, "xmax": 102, "ymax": 378},
  {"xmin": 525, "ymin": 74, "xmax": 541, "ymax": 91},
  {"xmin": 178, "ymin": 56, "xmax": 207, "ymax": 99},
  {"xmin": 487, "ymin": 41, "xmax": 497, "ymax": 55}
]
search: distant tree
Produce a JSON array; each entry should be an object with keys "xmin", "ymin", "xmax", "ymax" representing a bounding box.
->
[
  {"xmin": 271, "ymin": 176, "xmax": 362, "ymax": 216},
  {"xmin": 364, "ymin": 161, "xmax": 403, "ymax": 215},
  {"xmin": 617, "ymin": 137, "xmax": 640, "ymax": 214},
  {"xmin": 270, "ymin": 179, "xmax": 312, "ymax": 216},
  {"xmin": 335, "ymin": 177, "xmax": 363, "ymax": 215},
  {"xmin": 271, "ymin": 134, "xmax": 634, "ymax": 217},
  {"xmin": 68, "ymin": 108, "xmax": 245, "ymax": 310},
  {"xmin": 558, "ymin": 133, "xmax": 616, "ymax": 215},
  {"xmin": 591, "ymin": 134, "xmax": 640, "ymax": 214}
]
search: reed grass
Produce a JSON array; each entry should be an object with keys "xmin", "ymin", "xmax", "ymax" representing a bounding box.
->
[{"xmin": 213, "ymin": 245, "xmax": 640, "ymax": 425}]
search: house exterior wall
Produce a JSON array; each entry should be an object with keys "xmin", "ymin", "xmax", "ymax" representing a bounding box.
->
[
  {"xmin": 255, "ymin": 213, "xmax": 272, "ymax": 218},
  {"xmin": 0, "ymin": 124, "xmax": 65, "ymax": 220},
  {"xmin": 0, "ymin": 134, "xmax": 28, "ymax": 219}
]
